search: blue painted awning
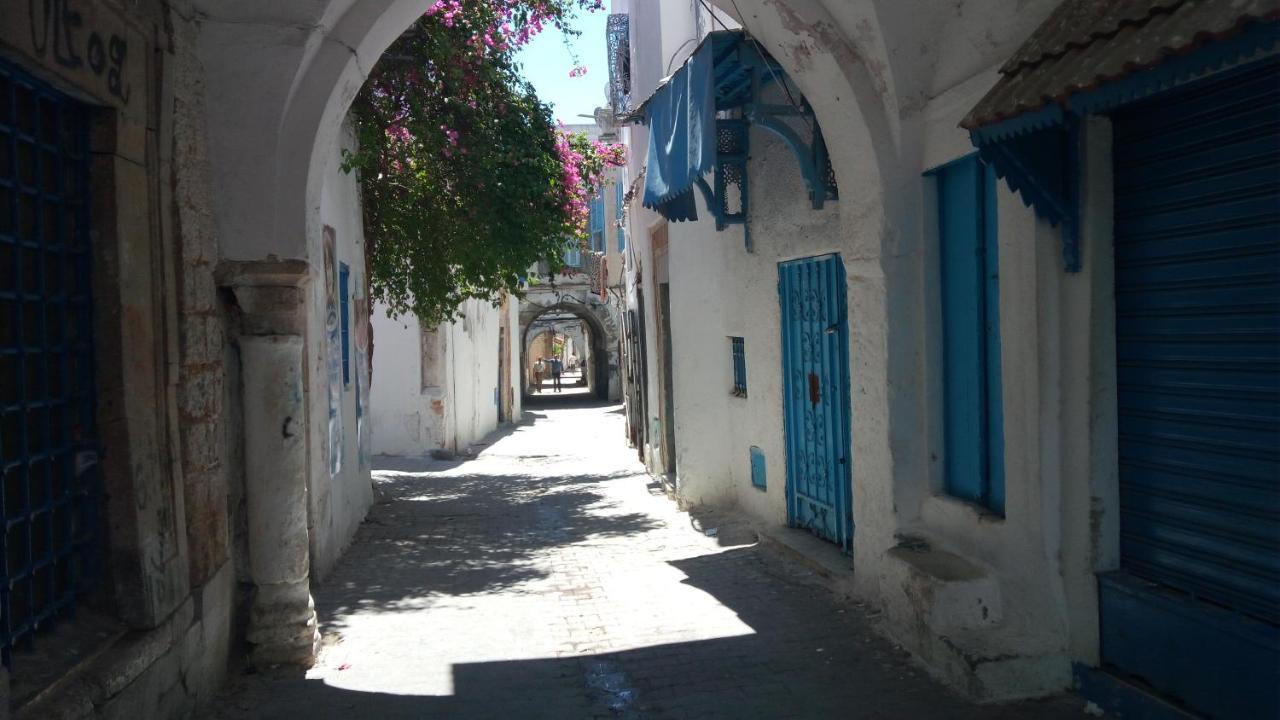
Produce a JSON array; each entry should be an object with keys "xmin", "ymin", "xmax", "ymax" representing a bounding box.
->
[
  {"xmin": 640, "ymin": 39, "xmax": 715, "ymax": 221},
  {"xmin": 636, "ymin": 31, "xmax": 833, "ymax": 228}
]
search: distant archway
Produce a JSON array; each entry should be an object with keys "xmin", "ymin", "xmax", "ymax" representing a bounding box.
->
[{"xmin": 520, "ymin": 300, "xmax": 616, "ymax": 401}]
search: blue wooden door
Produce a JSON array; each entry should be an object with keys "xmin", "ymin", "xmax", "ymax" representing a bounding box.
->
[
  {"xmin": 779, "ymin": 255, "xmax": 853, "ymax": 549},
  {"xmin": 1103, "ymin": 57, "xmax": 1280, "ymax": 719}
]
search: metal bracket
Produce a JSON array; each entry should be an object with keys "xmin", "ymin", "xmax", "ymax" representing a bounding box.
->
[{"xmin": 743, "ymin": 94, "xmax": 836, "ymax": 210}]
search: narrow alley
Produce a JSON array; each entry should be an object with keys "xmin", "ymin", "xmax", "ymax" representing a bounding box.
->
[
  {"xmin": 208, "ymin": 403, "xmax": 1078, "ymax": 720},
  {"xmin": 3, "ymin": 1, "xmax": 1276, "ymax": 717}
]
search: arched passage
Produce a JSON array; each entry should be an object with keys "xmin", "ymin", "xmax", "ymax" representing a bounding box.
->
[
  {"xmin": 194, "ymin": 1, "xmax": 565, "ymax": 667},
  {"xmin": 705, "ymin": 0, "xmax": 902, "ymax": 589},
  {"xmin": 520, "ymin": 301, "xmax": 616, "ymax": 401}
]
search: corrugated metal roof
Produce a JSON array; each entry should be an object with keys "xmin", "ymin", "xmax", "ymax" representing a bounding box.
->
[{"xmin": 962, "ymin": 0, "xmax": 1280, "ymax": 129}]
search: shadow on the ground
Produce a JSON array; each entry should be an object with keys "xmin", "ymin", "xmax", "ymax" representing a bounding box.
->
[
  {"xmin": 216, "ymin": 545, "xmax": 1084, "ymax": 720},
  {"xmin": 522, "ymin": 392, "xmax": 614, "ymax": 409},
  {"xmin": 370, "ymin": 419, "xmax": 534, "ymax": 474},
  {"xmin": 314, "ymin": 467, "xmax": 662, "ymax": 635}
]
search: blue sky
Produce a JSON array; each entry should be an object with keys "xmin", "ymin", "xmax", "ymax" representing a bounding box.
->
[{"xmin": 515, "ymin": 9, "xmax": 609, "ymax": 124}]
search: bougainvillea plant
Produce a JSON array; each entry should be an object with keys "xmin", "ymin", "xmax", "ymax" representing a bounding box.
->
[{"xmin": 343, "ymin": 0, "xmax": 626, "ymax": 325}]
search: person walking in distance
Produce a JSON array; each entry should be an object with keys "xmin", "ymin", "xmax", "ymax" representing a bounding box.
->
[
  {"xmin": 532, "ymin": 357, "xmax": 546, "ymax": 393},
  {"xmin": 551, "ymin": 356, "xmax": 563, "ymax": 392}
]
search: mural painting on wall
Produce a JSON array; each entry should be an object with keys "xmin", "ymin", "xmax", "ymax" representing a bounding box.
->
[
  {"xmin": 323, "ymin": 225, "xmax": 344, "ymax": 475},
  {"xmin": 354, "ymin": 292, "xmax": 371, "ymax": 468}
]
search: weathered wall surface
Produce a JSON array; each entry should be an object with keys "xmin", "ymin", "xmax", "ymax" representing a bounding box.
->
[
  {"xmin": 306, "ymin": 121, "xmax": 374, "ymax": 581},
  {"xmin": 370, "ymin": 310, "xmax": 440, "ymax": 456},
  {"xmin": 667, "ymin": 125, "xmax": 840, "ymax": 523},
  {"xmin": 371, "ymin": 297, "xmax": 519, "ymax": 456},
  {"xmin": 2, "ymin": 1, "xmax": 235, "ymax": 717},
  {"xmin": 446, "ymin": 298, "xmax": 504, "ymax": 450}
]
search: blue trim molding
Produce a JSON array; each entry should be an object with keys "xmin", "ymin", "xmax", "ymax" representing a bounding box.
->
[
  {"xmin": 972, "ymin": 115, "xmax": 1081, "ymax": 271},
  {"xmin": 967, "ymin": 22, "xmax": 1279, "ymax": 272}
]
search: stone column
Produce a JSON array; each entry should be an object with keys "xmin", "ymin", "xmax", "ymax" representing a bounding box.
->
[{"xmin": 217, "ymin": 260, "xmax": 318, "ymax": 668}]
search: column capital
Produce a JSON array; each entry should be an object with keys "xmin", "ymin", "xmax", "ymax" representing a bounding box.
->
[{"xmin": 216, "ymin": 259, "xmax": 311, "ymax": 335}]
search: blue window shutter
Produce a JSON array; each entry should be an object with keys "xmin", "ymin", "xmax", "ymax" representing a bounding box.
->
[
  {"xmin": 982, "ymin": 162, "xmax": 1005, "ymax": 514},
  {"xmin": 590, "ymin": 187, "xmax": 606, "ymax": 246},
  {"xmin": 339, "ymin": 263, "xmax": 351, "ymax": 386},
  {"xmin": 930, "ymin": 154, "xmax": 1004, "ymax": 513},
  {"xmin": 750, "ymin": 446, "xmax": 766, "ymax": 489}
]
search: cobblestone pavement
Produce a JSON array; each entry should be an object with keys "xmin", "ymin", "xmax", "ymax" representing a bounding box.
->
[{"xmin": 209, "ymin": 402, "xmax": 1084, "ymax": 720}]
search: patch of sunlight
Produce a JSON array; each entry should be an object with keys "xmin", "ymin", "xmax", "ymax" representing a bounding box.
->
[{"xmin": 307, "ymin": 548, "xmax": 755, "ymax": 698}]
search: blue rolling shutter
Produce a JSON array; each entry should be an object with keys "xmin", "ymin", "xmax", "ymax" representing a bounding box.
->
[{"xmin": 1104, "ymin": 56, "xmax": 1280, "ymax": 719}]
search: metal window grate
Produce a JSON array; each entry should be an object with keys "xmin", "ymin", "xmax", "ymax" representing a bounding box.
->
[
  {"xmin": 0, "ymin": 58, "xmax": 100, "ymax": 668},
  {"xmin": 606, "ymin": 14, "xmax": 631, "ymax": 116},
  {"xmin": 730, "ymin": 336, "xmax": 747, "ymax": 396}
]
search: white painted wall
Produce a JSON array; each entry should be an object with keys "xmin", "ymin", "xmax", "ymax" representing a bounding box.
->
[
  {"xmin": 616, "ymin": 0, "xmax": 1099, "ymax": 702},
  {"xmin": 307, "ymin": 120, "xmax": 374, "ymax": 580},
  {"xmin": 448, "ymin": 297, "xmax": 503, "ymax": 449},
  {"xmin": 370, "ymin": 296, "xmax": 519, "ymax": 456},
  {"xmin": 667, "ymin": 123, "xmax": 841, "ymax": 524},
  {"xmin": 369, "ymin": 310, "xmax": 442, "ymax": 455}
]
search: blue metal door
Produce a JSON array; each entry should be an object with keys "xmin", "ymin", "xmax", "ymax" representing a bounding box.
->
[
  {"xmin": 1103, "ymin": 57, "xmax": 1280, "ymax": 718},
  {"xmin": 779, "ymin": 255, "xmax": 852, "ymax": 549}
]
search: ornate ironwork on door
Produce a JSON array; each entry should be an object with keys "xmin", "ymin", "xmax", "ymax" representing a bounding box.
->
[{"xmin": 779, "ymin": 255, "xmax": 852, "ymax": 549}]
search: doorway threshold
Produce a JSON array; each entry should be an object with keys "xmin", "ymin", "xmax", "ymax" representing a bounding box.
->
[{"xmin": 756, "ymin": 525, "xmax": 857, "ymax": 602}]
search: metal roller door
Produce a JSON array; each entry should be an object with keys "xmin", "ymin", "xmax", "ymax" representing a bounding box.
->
[{"xmin": 1103, "ymin": 56, "xmax": 1280, "ymax": 719}]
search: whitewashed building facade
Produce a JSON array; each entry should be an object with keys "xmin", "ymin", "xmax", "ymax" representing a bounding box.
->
[
  {"xmin": 369, "ymin": 296, "xmax": 521, "ymax": 457},
  {"xmin": 611, "ymin": 1, "xmax": 1279, "ymax": 716}
]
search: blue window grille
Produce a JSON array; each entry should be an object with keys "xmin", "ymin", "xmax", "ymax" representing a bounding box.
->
[
  {"xmin": 339, "ymin": 263, "xmax": 350, "ymax": 386},
  {"xmin": 926, "ymin": 154, "xmax": 1005, "ymax": 514},
  {"xmin": 749, "ymin": 446, "xmax": 766, "ymax": 490},
  {"xmin": 730, "ymin": 336, "xmax": 747, "ymax": 396},
  {"xmin": 0, "ymin": 59, "xmax": 100, "ymax": 667},
  {"xmin": 615, "ymin": 176, "xmax": 626, "ymax": 251}
]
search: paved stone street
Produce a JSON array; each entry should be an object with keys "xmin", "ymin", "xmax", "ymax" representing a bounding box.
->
[{"xmin": 208, "ymin": 402, "xmax": 1083, "ymax": 720}]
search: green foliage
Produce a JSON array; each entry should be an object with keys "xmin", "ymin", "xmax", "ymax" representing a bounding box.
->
[{"xmin": 343, "ymin": 3, "xmax": 602, "ymax": 326}]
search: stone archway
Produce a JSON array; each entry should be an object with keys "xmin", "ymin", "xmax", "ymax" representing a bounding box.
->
[
  {"xmin": 193, "ymin": 0, "xmax": 529, "ymax": 668},
  {"xmin": 520, "ymin": 296, "xmax": 620, "ymax": 401}
]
